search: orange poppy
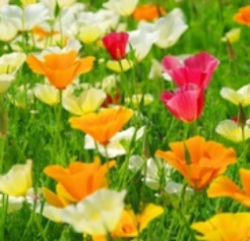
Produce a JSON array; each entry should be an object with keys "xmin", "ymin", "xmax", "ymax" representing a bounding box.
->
[
  {"xmin": 207, "ymin": 169, "xmax": 250, "ymax": 207},
  {"xmin": 234, "ymin": 6, "xmax": 250, "ymax": 27},
  {"xmin": 191, "ymin": 213, "xmax": 250, "ymax": 241},
  {"xmin": 93, "ymin": 204, "xmax": 164, "ymax": 241},
  {"xmin": 133, "ymin": 4, "xmax": 165, "ymax": 21},
  {"xmin": 42, "ymin": 157, "xmax": 115, "ymax": 207},
  {"xmin": 26, "ymin": 50, "xmax": 95, "ymax": 89},
  {"xmin": 156, "ymin": 136, "xmax": 236, "ymax": 190},
  {"xmin": 69, "ymin": 107, "xmax": 133, "ymax": 145},
  {"xmin": 32, "ymin": 26, "xmax": 59, "ymax": 41}
]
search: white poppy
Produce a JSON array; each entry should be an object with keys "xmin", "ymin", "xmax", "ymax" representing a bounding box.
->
[
  {"xmin": 1, "ymin": 3, "xmax": 50, "ymax": 31},
  {"xmin": 60, "ymin": 189, "xmax": 126, "ymax": 235},
  {"xmin": 85, "ymin": 126, "xmax": 145, "ymax": 158}
]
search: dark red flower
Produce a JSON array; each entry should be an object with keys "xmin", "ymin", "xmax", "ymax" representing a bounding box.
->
[{"xmin": 102, "ymin": 32, "xmax": 129, "ymax": 60}]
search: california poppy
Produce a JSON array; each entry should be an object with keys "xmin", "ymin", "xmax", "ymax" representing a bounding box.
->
[
  {"xmin": 102, "ymin": 32, "xmax": 129, "ymax": 60},
  {"xmin": 133, "ymin": 4, "xmax": 165, "ymax": 21},
  {"xmin": 69, "ymin": 107, "xmax": 133, "ymax": 145},
  {"xmin": 156, "ymin": 136, "xmax": 236, "ymax": 190},
  {"xmin": 27, "ymin": 43, "xmax": 95, "ymax": 89},
  {"xmin": 234, "ymin": 6, "xmax": 250, "ymax": 27},
  {"xmin": 162, "ymin": 52, "xmax": 219, "ymax": 89},
  {"xmin": 42, "ymin": 157, "xmax": 116, "ymax": 207},
  {"xmin": 93, "ymin": 204, "xmax": 164, "ymax": 240},
  {"xmin": 161, "ymin": 84, "xmax": 204, "ymax": 123},
  {"xmin": 192, "ymin": 213, "xmax": 250, "ymax": 241}
]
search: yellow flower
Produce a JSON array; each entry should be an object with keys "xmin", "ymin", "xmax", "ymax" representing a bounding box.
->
[
  {"xmin": 0, "ymin": 160, "xmax": 32, "ymax": 196},
  {"xmin": 216, "ymin": 119, "xmax": 250, "ymax": 142},
  {"xmin": 221, "ymin": 28, "xmax": 241, "ymax": 44},
  {"xmin": 62, "ymin": 88, "xmax": 106, "ymax": 115},
  {"xmin": 33, "ymin": 83, "xmax": 59, "ymax": 106},
  {"xmin": 78, "ymin": 26, "xmax": 104, "ymax": 44},
  {"xmin": 93, "ymin": 203, "xmax": 164, "ymax": 240},
  {"xmin": 220, "ymin": 84, "xmax": 250, "ymax": 107},
  {"xmin": 20, "ymin": 0, "xmax": 36, "ymax": 6},
  {"xmin": 191, "ymin": 213, "xmax": 250, "ymax": 241},
  {"xmin": 106, "ymin": 59, "xmax": 133, "ymax": 73}
]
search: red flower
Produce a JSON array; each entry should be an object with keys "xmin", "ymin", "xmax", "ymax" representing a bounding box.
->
[
  {"xmin": 162, "ymin": 52, "xmax": 219, "ymax": 89},
  {"xmin": 161, "ymin": 84, "xmax": 205, "ymax": 123},
  {"xmin": 102, "ymin": 32, "xmax": 129, "ymax": 60},
  {"xmin": 102, "ymin": 92, "xmax": 121, "ymax": 107}
]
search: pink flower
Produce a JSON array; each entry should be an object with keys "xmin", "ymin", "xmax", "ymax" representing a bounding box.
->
[
  {"xmin": 162, "ymin": 52, "xmax": 219, "ymax": 89},
  {"xmin": 102, "ymin": 32, "xmax": 129, "ymax": 60},
  {"xmin": 161, "ymin": 84, "xmax": 205, "ymax": 123}
]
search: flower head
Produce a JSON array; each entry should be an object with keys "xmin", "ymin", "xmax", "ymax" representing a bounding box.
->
[
  {"xmin": 26, "ymin": 39, "xmax": 95, "ymax": 89},
  {"xmin": 220, "ymin": 84, "xmax": 250, "ymax": 107},
  {"xmin": 42, "ymin": 157, "xmax": 116, "ymax": 207},
  {"xmin": 93, "ymin": 203, "xmax": 164, "ymax": 240},
  {"xmin": 191, "ymin": 213, "xmax": 250, "ymax": 241},
  {"xmin": 133, "ymin": 4, "xmax": 165, "ymax": 21},
  {"xmin": 60, "ymin": 189, "xmax": 126, "ymax": 235},
  {"xmin": 69, "ymin": 107, "xmax": 133, "ymax": 145},
  {"xmin": 161, "ymin": 84, "xmax": 204, "ymax": 123},
  {"xmin": 215, "ymin": 119, "xmax": 250, "ymax": 142},
  {"xmin": 162, "ymin": 52, "xmax": 219, "ymax": 89},
  {"xmin": 102, "ymin": 32, "xmax": 129, "ymax": 60},
  {"xmin": 0, "ymin": 160, "xmax": 32, "ymax": 196},
  {"xmin": 156, "ymin": 136, "xmax": 236, "ymax": 190},
  {"xmin": 234, "ymin": 6, "xmax": 250, "ymax": 27},
  {"xmin": 103, "ymin": 0, "xmax": 139, "ymax": 16}
]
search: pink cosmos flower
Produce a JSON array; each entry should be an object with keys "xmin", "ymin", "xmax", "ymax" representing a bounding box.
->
[
  {"xmin": 162, "ymin": 52, "xmax": 219, "ymax": 89},
  {"xmin": 161, "ymin": 84, "xmax": 205, "ymax": 123},
  {"xmin": 102, "ymin": 32, "xmax": 129, "ymax": 60}
]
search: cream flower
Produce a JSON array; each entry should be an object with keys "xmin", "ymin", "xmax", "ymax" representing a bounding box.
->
[
  {"xmin": 62, "ymin": 88, "xmax": 106, "ymax": 115},
  {"xmin": 33, "ymin": 83, "xmax": 60, "ymax": 106},
  {"xmin": 1, "ymin": 3, "xmax": 50, "ymax": 31},
  {"xmin": 0, "ymin": 20, "xmax": 18, "ymax": 42},
  {"xmin": 103, "ymin": 0, "xmax": 139, "ymax": 16},
  {"xmin": 60, "ymin": 189, "xmax": 126, "ymax": 235},
  {"xmin": 128, "ymin": 29, "xmax": 159, "ymax": 61},
  {"xmin": 139, "ymin": 8, "xmax": 188, "ymax": 49},
  {"xmin": 0, "ymin": 195, "xmax": 24, "ymax": 213},
  {"xmin": 0, "ymin": 52, "xmax": 26, "ymax": 94},
  {"xmin": 85, "ymin": 126, "xmax": 145, "ymax": 158},
  {"xmin": 216, "ymin": 119, "xmax": 250, "ymax": 142},
  {"xmin": 220, "ymin": 84, "xmax": 250, "ymax": 107},
  {"xmin": 0, "ymin": 160, "xmax": 32, "ymax": 196}
]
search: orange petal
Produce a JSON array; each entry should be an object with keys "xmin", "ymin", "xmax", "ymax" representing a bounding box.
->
[
  {"xmin": 26, "ymin": 55, "xmax": 46, "ymax": 74},
  {"xmin": 43, "ymin": 51, "xmax": 77, "ymax": 70},
  {"xmin": 240, "ymin": 169, "xmax": 250, "ymax": 196},
  {"xmin": 207, "ymin": 175, "xmax": 244, "ymax": 198},
  {"xmin": 42, "ymin": 187, "xmax": 64, "ymax": 208},
  {"xmin": 75, "ymin": 56, "xmax": 96, "ymax": 76}
]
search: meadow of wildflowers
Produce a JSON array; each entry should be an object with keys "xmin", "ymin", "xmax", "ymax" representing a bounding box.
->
[{"xmin": 0, "ymin": 0, "xmax": 250, "ymax": 240}]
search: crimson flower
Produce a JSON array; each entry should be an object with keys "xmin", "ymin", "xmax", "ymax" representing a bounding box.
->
[
  {"xmin": 162, "ymin": 52, "xmax": 219, "ymax": 89},
  {"xmin": 102, "ymin": 32, "xmax": 129, "ymax": 60},
  {"xmin": 161, "ymin": 84, "xmax": 205, "ymax": 123}
]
